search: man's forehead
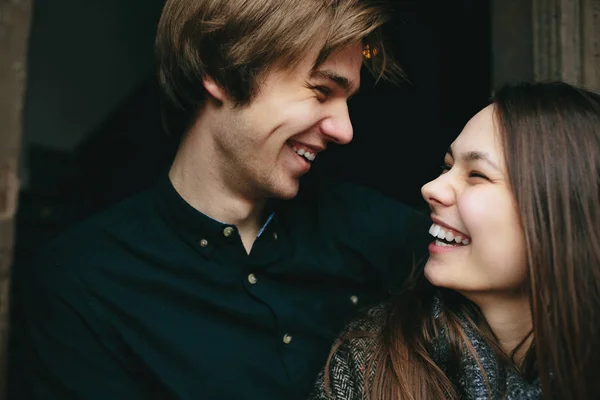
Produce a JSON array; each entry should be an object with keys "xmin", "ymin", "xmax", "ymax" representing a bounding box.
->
[{"xmin": 312, "ymin": 44, "xmax": 363, "ymax": 90}]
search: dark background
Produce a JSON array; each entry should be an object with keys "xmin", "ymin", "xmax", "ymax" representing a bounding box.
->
[
  {"xmin": 318, "ymin": 0, "xmax": 492, "ymax": 206},
  {"xmin": 14, "ymin": 0, "xmax": 492, "ymax": 256}
]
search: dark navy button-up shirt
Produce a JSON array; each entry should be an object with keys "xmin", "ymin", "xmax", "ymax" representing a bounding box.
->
[{"xmin": 7, "ymin": 173, "xmax": 431, "ymax": 400}]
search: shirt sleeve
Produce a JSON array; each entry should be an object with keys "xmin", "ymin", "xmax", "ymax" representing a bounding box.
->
[
  {"xmin": 6, "ymin": 251, "xmax": 146, "ymax": 400},
  {"xmin": 318, "ymin": 179, "xmax": 432, "ymax": 289}
]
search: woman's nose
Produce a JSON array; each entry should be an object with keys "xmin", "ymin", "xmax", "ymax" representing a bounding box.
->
[{"xmin": 421, "ymin": 173, "xmax": 455, "ymax": 208}]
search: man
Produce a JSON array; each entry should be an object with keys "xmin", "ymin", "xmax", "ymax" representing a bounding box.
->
[{"xmin": 7, "ymin": 0, "xmax": 431, "ymax": 399}]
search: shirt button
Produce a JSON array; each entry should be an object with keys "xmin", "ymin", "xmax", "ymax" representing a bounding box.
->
[
  {"xmin": 223, "ymin": 226, "xmax": 235, "ymax": 237},
  {"xmin": 350, "ymin": 295, "xmax": 358, "ymax": 305},
  {"xmin": 282, "ymin": 333, "xmax": 293, "ymax": 344},
  {"xmin": 273, "ymin": 232, "xmax": 278, "ymax": 241},
  {"xmin": 248, "ymin": 273, "xmax": 257, "ymax": 284},
  {"xmin": 199, "ymin": 239, "xmax": 209, "ymax": 247}
]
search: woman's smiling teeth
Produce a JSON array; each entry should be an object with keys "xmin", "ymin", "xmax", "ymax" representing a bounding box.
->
[
  {"xmin": 292, "ymin": 145, "xmax": 316, "ymax": 162},
  {"xmin": 429, "ymin": 223, "xmax": 471, "ymax": 246}
]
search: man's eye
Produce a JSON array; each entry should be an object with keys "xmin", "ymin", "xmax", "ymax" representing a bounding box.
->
[
  {"xmin": 313, "ymin": 86, "xmax": 331, "ymax": 100},
  {"xmin": 439, "ymin": 164, "xmax": 451, "ymax": 174}
]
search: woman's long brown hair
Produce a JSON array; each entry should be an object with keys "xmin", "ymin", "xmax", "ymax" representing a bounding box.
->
[{"xmin": 325, "ymin": 81, "xmax": 600, "ymax": 399}]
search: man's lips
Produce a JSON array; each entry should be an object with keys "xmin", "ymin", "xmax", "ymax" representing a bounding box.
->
[{"xmin": 287, "ymin": 139, "xmax": 325, "ymax": 154}]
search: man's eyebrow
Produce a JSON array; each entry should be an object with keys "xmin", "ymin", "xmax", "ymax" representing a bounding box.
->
[
  {"xmin": 310, "ymin": 69, "xmax": 359, "ymax": 97},
  {"xmin": 447, "ymin": 146, "xmax": 500, "ymax": 170}
]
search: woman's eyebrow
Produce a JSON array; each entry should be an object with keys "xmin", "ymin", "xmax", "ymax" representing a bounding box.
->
[{"xmin": 448, "ymin": 146, "xmax": 500, "ymax": 170}]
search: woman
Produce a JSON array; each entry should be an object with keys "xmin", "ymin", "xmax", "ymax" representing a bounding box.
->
[{"xmin": 310, "ymin": 81, "xmax": 600, "ymax": 399}]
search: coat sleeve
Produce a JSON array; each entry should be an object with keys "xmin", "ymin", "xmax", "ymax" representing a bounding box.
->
[
  {"xmin": 308, "ymin": 340, "xmax": 365, "ymax": 400},
  {"xmin": 308, "ymin": 305, "xmax": 385, "ymax": 400},
  {"xmin": 318, "ymin": 179, "xmax": 432, "ymax": 289}
]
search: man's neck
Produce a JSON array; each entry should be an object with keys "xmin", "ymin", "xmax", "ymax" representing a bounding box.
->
[
  {"xmin": 468, "ymin": 292, "xmax": 533, "ymax": 363},
  {"xmin": 168, "ymin": 130, "xmax": 267, "ymax": 253}
]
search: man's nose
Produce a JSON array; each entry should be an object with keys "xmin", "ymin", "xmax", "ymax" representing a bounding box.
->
[{"xmin": 319, "ymin": 103, "xmax": 354, "ymax": 145}]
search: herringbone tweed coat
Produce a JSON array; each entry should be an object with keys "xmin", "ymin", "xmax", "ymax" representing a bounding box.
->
[
  {"xmin": 308, "ymin": 305, "xmax": 384, "ymax": 400},
  {"xmin": 308, "ymin": 302, "xmax": 543, "ymax": 400}
]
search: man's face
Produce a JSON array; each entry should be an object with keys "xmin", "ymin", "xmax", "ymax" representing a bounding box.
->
[{"xmin": 206, "ymin": 43, "xmax": 363, "ymax": 200}]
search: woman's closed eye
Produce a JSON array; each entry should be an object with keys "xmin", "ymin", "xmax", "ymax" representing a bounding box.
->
[
  {"xmin": 468, "ymin": 171, "xmax": 489, "ymax": 180},
  {"xmin": 439, "ymin": 164, "xmax": 489, "ymax": 181}
]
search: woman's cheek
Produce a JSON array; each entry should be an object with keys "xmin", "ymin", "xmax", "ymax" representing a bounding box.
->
[{"xmin": 456, "ymin": 189, "xmax": 492, "ymax": 229}]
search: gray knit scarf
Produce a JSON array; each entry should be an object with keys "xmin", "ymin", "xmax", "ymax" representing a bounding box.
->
[{"xmin": 431, "ymin": 296, "xmax": 542, "ymax": 399}]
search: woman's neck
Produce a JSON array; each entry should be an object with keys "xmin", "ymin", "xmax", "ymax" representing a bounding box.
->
[{"xmin": 470, "ymin": 293, "xmax": 533, "ymax": 363}]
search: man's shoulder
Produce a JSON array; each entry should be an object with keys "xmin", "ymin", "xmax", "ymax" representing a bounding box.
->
[
  {"xmin": 17, "ymin": 189, "xmax": 157, "ymax": 280},
  {"xmin": 291, "ymin": 175, "xmax": 421, "ymax": 216},
  {"xmin": 297, "ymin": 175, "xmax": 385, "ymax": 198},
  {"xmin": 288, "ymin": 176, "xmax": 430, "ymax": 237},
  {"xmin": 57, "ymin": 188, "xmax": 152, "ymax": 242}
]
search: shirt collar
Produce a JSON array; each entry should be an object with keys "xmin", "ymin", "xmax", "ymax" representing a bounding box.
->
[{"xmin": 151, "ymin": 172, "xmax": 277, "ymax": 257}]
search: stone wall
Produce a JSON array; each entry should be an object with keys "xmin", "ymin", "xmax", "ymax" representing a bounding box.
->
[{"xmin": 0, "ymin": 0, "xmax": 33, "ymax": 396}]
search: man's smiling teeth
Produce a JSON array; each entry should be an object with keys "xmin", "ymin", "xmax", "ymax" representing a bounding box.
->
[
  {"xmin": 292, "ymin": 146, "xmax": 316, "ymax": 161},
  {"xmin": 429, "ymin": 223, "xmax": 470, "ymax": 245}
]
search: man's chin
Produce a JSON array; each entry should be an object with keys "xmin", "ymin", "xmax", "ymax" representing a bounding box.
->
[
  {"xmin": 275, "ymin": 186, "xmax": 300, "ymax": 200},
  {"xmin": 270, "ymin": 179, "xmax": 301, "ymax": 200}
]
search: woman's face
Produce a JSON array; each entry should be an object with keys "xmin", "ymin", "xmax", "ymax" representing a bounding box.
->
[{"xmin": 421, "ymin": 105, "xmax": 528, "ymax": 297}]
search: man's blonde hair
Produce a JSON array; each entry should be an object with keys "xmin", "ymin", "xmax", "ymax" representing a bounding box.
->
[{"xmin": 155, "ymin": 0, "xmax": 403, "ymax": 137}]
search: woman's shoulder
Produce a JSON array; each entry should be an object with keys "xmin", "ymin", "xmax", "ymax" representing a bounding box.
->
[
  {"xmin": 309, "ymin": 303, "xmax": 388, "ymax": 400},
  {"xmin": 337, "ymin": 302, "xmax": 387, "ymax": 368},
  {"xmin": 350, "ymin": 301, "xmax": 387, "ymax": 326}
]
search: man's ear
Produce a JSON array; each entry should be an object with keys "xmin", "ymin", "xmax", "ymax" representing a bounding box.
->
[{"xmin": 202, "ymin": 76, "xmax": 227, "ymax": 103}]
